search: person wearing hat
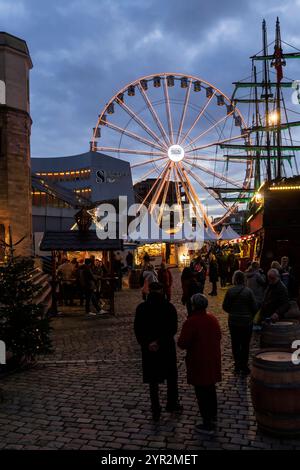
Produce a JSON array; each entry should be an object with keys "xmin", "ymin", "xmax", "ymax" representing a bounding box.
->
[
  {"xmin": 134, "ymin": 282, "xmax": 182, "ymax": 421},
  {"xmin": 178, "ymin": 293, "xmax": 221, "ymax": 435}
]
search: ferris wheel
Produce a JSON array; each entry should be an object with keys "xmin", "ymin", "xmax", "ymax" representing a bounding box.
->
[{"xmin": 91, "ymin": 73, "xmax": 253, "ymax": 231}]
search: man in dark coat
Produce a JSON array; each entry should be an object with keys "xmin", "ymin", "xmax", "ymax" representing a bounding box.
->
[
  {"xmin": 134, "ymin": 282, "xmax": 181, "ymax": 421},
  {"xmin": 178, "ymin": 293, "xmax": 221, "ymax": 435},
  {"xmin": 260, "ymin": 268, "xmax": 290, "ymax": 322},
  {"xmin": 208, "ymin": 253, "xmax": 219, "ymax": 296}
]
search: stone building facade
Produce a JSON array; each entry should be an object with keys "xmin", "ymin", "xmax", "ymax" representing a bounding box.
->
[{"xmin": 0, "ymin": 33, "xmax": 33, "ymax": 259}]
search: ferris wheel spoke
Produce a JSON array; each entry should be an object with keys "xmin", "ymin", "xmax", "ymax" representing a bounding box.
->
[
  {"xmin": 184, "ymin": 159, "xmax": 242, "ymax": 187},
  {"xmin": 185, "ymin": 133, "xmax": 250, "ymax": 154},
  {"xmin": 94, "ymin": 146, "xmax": 165, "ymax": 157},
  {"xmin": 174, "ymin": 168, "xmax": 184, "ymax": 225},
  {"xmin": 185, "ymin": 110, "xmax": 234, "ymax": 150},
  {"xmin": 157, "ymin": 163, "xmax": 173, "ymax": 225},
  {"xmin": 138, "ymin": 161, "xmax": 171, "ymax": 211},
  {"xmin": 176, "ymin": 79, "xmax": 192, "ymax": 144},
  {"xmin": 179, "ymin": 163, "xmax": 215, "ymax": 231},
  {"xmin": 115, "ymin": 97, "xmax": 167, "ymax": 148},
  {"xmin": 179, "ymin": 91, "xmax": 216, "ymax": 146},
  {"xmin": 163, "ymin": 77, "xmax": 174, "ymax": 144},
  {"xmin": 174, "ymin": 165, "xmax": 207, "ymax": 229},
  {"xmin": 149, "ymin": 161, "xmax": 172, "ymax": 211},
  {"xmin": 131, "ymin": 156, "xmax": 168, "ymax": 168},
  {"xmin": 182, "ymin": 163, "xmax": 227, "ymax": 208},
  {"xmin": 133, "ymin": 161, "xmax": 166, "ymax": 185},
  {"xmin": 101, "ymin": 119, "xmax": 166, "ymax": 152},
  {"xmin": 137, "ymin": 83, "xmax": 171, "ymax": 147},
  {"xmin": 186, "ymin": 155, "xmax": 227, "ymax": 163}
]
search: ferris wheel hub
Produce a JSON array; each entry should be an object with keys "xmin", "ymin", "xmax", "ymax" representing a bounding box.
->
[{"xmin": 168, "ymin": 144, "xmax": 185, "ymax": 162}]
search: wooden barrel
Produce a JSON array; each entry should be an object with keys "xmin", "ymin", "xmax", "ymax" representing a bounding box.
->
[
  {"xmin": 285, "ymin": 300, "xmax": 300, "ymax": 321},
  {"xmin": 260, "ymin": 321, "xmax": 300, "ymax": 349},
  {"xmin": 251, "ymin": 350, "xmax": 300, "ymax": 437},
  {"xmin": 128, "ymin": 269, "xmax": 142, "ymax": 289}
]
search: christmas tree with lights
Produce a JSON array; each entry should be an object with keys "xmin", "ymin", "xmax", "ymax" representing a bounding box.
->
[{"xmin": 0, "ymin": 256, "xmax": 52, "ymax": 366}]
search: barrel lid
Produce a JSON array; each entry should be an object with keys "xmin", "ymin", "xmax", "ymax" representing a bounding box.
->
[{"xmin": 256, "ymin": 351, "xmax": 292, "ymax": 362}]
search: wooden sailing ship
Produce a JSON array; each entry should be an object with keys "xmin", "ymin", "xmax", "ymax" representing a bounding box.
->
[{"xmin": 217, "ymin": 18, "xmax": 300, "ymax": 275}]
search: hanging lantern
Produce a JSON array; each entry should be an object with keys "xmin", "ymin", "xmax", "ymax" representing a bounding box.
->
[
  {"xmin": 128, "ymin": 85, "xmax": 135, "ymax": 96},
  {"xmin": 194, "ymin": 80, "xmax": 201, "ymax": 92},
  {"xmin": 153, "ymin": 76, "xmax": 161, "ymax": 87},
  {"xmin": 181, "ymin": 77, "xmax": 188, "ymax": 88},
  {"xmin": 140, "ymin": 79, "xmax": 148, "ymax": 90},
  {"xmin": 217, "ymin": 95, "xmax": 225, "ymax": 106},
  {"xmin": 206, "ymin": 87, "xmax": 213, "ymax": 98},
  {"xmin": 167, "ymin": 75, "xmax": 174, "ymax": 87}
]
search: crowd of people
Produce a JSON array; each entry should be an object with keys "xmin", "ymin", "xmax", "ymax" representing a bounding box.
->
[
  {"xmin": 56, "ymin": 255, "xmax": 109, "ymax": 316},
  {"xmin": 134, "ymin": 252, "xmax": 299, "ymax": 435}
]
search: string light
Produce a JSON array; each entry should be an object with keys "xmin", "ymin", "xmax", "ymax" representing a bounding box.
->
[{"xmin": 270, "ymin": 185, "xmax": 300, "ymax": 190}]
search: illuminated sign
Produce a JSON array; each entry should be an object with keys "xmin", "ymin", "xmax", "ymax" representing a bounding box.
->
[
  {"xmin": 96, "ymin": 169, "xmax": 129, "ymax": 184},
  {"xmin": 168, "ymin": 145, "xmax": 185, "ymax": 162}
]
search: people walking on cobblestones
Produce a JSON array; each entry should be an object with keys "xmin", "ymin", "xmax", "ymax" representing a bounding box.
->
[
  {"xmin": 222, "ymin": 270, "xmax": 257, "ymax": 375},
  {"xmin": 134, "ymin": 282, "xmax": 181, "ymax": 421},
  {"xmin": 208, "ymin": 253, "xmax": 219, "ymax": 296},
  {"xmin": 190, "ymin": 256, "xmax": 207, "ymax": 292},
  {"xmin": 217, "ymin": 251, "xmax": 228, "ymax": 288},
  {"xmin": 260, "ymin": 268, "xmax": 290, "ymax": 322},
  {"xmin": 79, "ymin": 259, "xmax": 102, "ymax": 316},
  {"xmin": 141, "ymin": 265, "xmax": 158, "ymax": 300},
  {"xmin": 178, "ymin": 293, "xmax": 221, "ymax": 435},
  {"xmin": 280, "ymin": 256, "xmax": 297, "ymax": 299},
  {"xmin": 181, "ymin": 268, "xmax": 203, "ymax": 316},
  {"xmin": 157, "ymin": 263, "xmax": 173, "ymax": 301},
  {"xmin": 245, "ymin": 261, "xmax": 266, "ymax": 308},
  {"xmin": 227, "ymin": 249, "xmax": 239, "ymax": 285},
  {"xmin": 57, "ymin": 258, "xmax": 75, "ymax": 306}
]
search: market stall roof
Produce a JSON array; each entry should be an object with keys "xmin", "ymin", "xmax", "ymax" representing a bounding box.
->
[
  {"xmin": 39, "ymin": 231, "xmax": 123, "ymax": 252},
  {"xmin": 225, "ymin": 225, "xmax": 241, "ymax": 240},
  {"xmin": 218, "ymin": 225, "xmax": 241, "ymax": 240},
  {"xmin": 204, "ymin": 227, "xmax": 219, "ymax": 241}
]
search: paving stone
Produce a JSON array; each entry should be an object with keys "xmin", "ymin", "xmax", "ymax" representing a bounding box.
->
[{"xmin": 0, "ymin": 271, "xmax": 298, "ymax": 450}]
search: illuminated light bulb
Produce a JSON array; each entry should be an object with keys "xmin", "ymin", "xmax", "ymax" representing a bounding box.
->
[
  {"xmin": 268, "ymin": 111, "xmax": 278, "ymax": 125},
  {"xmin": 255, "ymin": 192, "xmax": 263, "ymax": 203}
]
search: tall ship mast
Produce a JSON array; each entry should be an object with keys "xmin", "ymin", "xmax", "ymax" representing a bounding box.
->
[
  {"xmin": 225, "ymin": 18, "xmax": 300, "ymax": 189},
  {"xmin": 218, "ymin": 18, "xmax": 300, "ymax": 273}
]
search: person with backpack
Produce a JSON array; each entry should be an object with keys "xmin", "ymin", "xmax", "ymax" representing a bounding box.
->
[{"xmin": 222, "ymin": 270, "xmax": 257, "ymax": 375}]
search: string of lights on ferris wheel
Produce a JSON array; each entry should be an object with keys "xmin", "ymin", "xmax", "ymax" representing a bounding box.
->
[{"xmin": 91, "ymin": 73, "xmax": 253, "ymax": 231}]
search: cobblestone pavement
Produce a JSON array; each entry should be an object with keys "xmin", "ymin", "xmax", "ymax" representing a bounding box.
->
[{"xmin": 1, "ymin": 269, "xmax": 300, "ymax": 450}]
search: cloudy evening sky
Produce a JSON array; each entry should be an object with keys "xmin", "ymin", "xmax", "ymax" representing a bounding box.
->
[{"xmin": 1, "ymin": 0, "xmax": 299, "ymax": 160}]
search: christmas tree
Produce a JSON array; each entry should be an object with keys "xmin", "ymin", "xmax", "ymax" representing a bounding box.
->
[{"xmin": 0, "ymin": 257, "xmax": 52, "ymax": 365}]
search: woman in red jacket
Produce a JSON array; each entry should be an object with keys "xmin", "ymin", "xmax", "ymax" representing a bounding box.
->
[{"xmin": 178, "ymin": 293, "xmax": 222, "ymax": 434}]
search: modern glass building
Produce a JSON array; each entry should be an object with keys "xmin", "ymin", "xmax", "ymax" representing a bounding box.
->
[{"xmin": 31, "ymin": 151, "xmax": 134, "ymax": 251}]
